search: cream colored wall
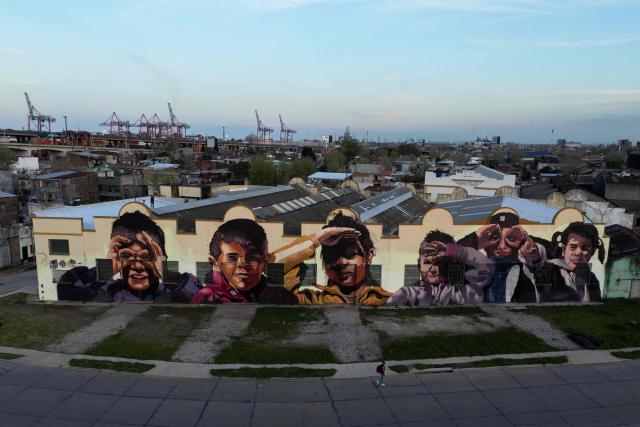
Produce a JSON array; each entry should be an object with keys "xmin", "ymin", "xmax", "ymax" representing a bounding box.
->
[
  {"xmin": 179, "ymin": 186, "xmax": 202, "ymax": 199},
  {"xmin": 33, "ymin": 202, "xmax": 609, "ymax": 301}
]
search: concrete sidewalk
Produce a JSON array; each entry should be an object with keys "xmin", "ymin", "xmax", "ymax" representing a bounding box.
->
[
  {"xmin": 1, "ymin": 358, "xmax": 640, "ymax": 426},
  {"xmin": 2, "ymin": 344, "xmax": 637, "ymax": 379}
]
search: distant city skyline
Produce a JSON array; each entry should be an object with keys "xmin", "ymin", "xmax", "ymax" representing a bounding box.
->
[{"xmin": 1, "ymin": 0, "xmax": 639, "ymax": 144}]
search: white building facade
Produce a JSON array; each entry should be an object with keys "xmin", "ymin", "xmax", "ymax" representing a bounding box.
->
[{"xmin": 424, "ymin": 165, "xmax": 517, "ymax": 202}]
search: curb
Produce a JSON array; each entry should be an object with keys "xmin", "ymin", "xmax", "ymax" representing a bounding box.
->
[{"xmin": 2, "ymin": 345, "xmax": 638, "ymax": 379}]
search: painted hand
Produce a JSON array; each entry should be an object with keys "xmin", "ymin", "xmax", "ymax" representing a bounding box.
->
[
  {"xmin": 108, "ymin": 235, "xmax": 131, "ymax": 275},
  {"xmin": 315, "ymin": 227, "xmax": 361, "ymax": 247},
  {"xmin": 476, "ymin": 224, "xmax": 501, "ymax": 250},
  {"xmin": 138, "ymin": 231, "xmax": 166, "ymax": 279}
]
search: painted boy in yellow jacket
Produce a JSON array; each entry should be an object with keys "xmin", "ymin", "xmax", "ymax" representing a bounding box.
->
[{"xmin": 271, "ymin": 211, "xmax": 391, "ymax": 305}]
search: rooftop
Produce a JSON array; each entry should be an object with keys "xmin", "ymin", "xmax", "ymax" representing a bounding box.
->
[
  {"xmin": 32, "ymin": 196, "xmax": 185, "ymax": 230},
  {"xmin": 36, "ymin": 171, "xmax": 94, "ymax": 180},
  {"xmin": 68, "ymin": 151, "xmax": 105, "ymax": 159},
  {"xmin": 605, "ymin": 224, "xmax": 640, "ymax": 259},
  {"xmin": 473, "ymin": 165, "xmax": 509, "ymax": 180},
  {"xmin": 308, "ymin": 172, "xmax": 352, "ymax": 181},
  {"xmin": 353, "ymin": 187, "xmax": 431, "ymax": 235},
  {"xmin": 436, "ymin": 196, "xmax": 570, "ymax": 224}
]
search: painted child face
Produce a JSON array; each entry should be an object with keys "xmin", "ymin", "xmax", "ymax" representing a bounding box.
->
[
  {"xmin": 419, "ymin": 254, "xmax": 441, "ymax": 285},
  {"xmin": 213, "ymin": 241, "xmax": 265, "ymax": 291},
  {"xmin": 118, "ymin": 241, "xmax": 156, "ymax": 292},
  {"xmin": 487, "ymin": 226, "xmax": 525, "ymax": 257},
  {"xmin": 323, "ymin": 239, "xmax": 371, "ymax": 287},
  {"xmin": 563, "ymin": 233, "xmax": 594, "ymax": 270}
]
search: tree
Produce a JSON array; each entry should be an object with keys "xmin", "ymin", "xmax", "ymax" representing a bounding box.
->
[
  {"xmin": 605, "ymin": 152, "xmax": 626, "ymax": 169},
  {"xmin": 291, "ymin": 157, "xmax": 316, "ymax": 179},
  {"xmin": 230, "ymin": 161, "xmax": 250, "ymax": 179},
  {"xmin": 340, "ymin": 133, "xmax": 360, "ymax": 163},
  {"xmin": 0, "ymin": 147, "xmax": 17, "ymax": 170},
  {"xmin": 249, "ymin": 157, "xmax": 277, "ymax": 185},
  {"xmin": 397, "ymin": 143, "xmax": 420, "ymax": 157},
  {"xmin": 166, "ymin": 140, "xmax": 179, "ymax": 161},
  {"xmin": 324, "ymin": 151, "xmax": 347, "ymax": 172},
  {"xmin": 300, "ymin": 147, "xmax": 316, "ymax": 162},
  {"xmin": 277, "ymin": 162, "xmax": 293, "ymax": 184}
]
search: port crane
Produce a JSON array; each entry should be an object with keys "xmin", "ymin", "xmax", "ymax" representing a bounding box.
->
[
  {"xmin": 24, "ymin": 92, "xmax": 56, "ymax": 132},
  {"xmin": 167, "ymin": 102, "xmax": 190, "ymax": 138},
  {"xmin": 279, "ymin": 114, "xmax": 296, "ymax": 143},
  {"xmin": 99, "ymin": 112, "xmax": 130, "ymax": 136},
  {"xmin": 255, "ymin": 110, "xmax": 273, "ymax": 142}
]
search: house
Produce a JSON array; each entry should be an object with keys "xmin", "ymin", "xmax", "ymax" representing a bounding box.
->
[
  {"xmin": 424, "ymin": 165, "xmax": 517, "ymax": 202},
  {"xmin": 35, "ymin": 171, "xmax": 99, "ymax": 206},
  {"xmin": 603, "ymin": 225, "xmax": 640, "ymax": 299},
  {"xmin": 67, "ymin": 151, "xmax": 106, "ymax": 169},
  {"xmin": 351, "ymin": 164, "xmax": 387, "ymax": 189}
]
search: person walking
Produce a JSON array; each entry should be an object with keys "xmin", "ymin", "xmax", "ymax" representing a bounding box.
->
[{"xmin": 375, "ymin": 361, "xmax": 386, "ymax": 386}]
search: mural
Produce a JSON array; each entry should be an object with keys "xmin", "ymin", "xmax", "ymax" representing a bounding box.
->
[
  {"xmin": 57, "ymin": 211, "xmax": 199, "ymax": 303},
  {"xmin": 48, "ymin": 204, "xmax": 607, "ymax": 305}
]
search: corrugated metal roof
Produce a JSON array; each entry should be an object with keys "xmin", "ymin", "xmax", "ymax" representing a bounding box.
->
[
  {"xmin": 36, "ymin": 171, "xmax": 91, "ymax": 180},
  {"xmin": 437, "ymin": 196, "xmax": 566, "ymax": 224},
  {"xmin": 32, "ymin": 196, "xmax": 185, "ymax": 230},
  {"xmin": 0, "ymin": 191, "xmax": 16, "ymax": 198},
  {"xmin": 352, "ymin": 187, "xmax": 413, "ymax": 221},
  {"xmin": 153, "ymin": 186, "xmax": 295, "ymax": 215},
  {"xmin": 308, "ymin": 172, "xmax": 352, "ymax": 180},
  {"xmin": 474, "ymin": 165, "xmax": 506, "ymax": 180}
]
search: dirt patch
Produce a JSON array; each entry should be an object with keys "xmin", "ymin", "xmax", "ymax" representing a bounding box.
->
[
  {"xmin": 367, "ymin": 314, "xmax": 508, "ymax": 338},
  {"xmin": 173, "ymin": 304, "xmax": 255, "ymax": 363}
]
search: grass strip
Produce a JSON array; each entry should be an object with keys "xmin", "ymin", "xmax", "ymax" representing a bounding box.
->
[
  {"xmin": 389, "ymin": 364, "xmax": 410, "ymax": 373},
  {"xmin": 86, "ymin": 306, "xmax": 213, "ymax": 361},
  {"xmin": 215, "ymin": 342, "xmax": 338, "ymax": 364},
  {"xmin": 0, "ymin": 293, "xmax": 107, "ymax": 350},
  {"xmin": 391, "ymin": 356, "xmax": 567, "ymax": 373},
  {"xmin": 215, "ymin": 307, "xmax": 338, "ymax": 364},
  {"xmin": 381, "ymin": 327, "xmax": 557, "ymax": 361},
  {"xmin": 526, "ymin": 299, "xmax": 640, "ymax": 349},
  {"xmin": 0, "ymin": 352, "xmax": 23, "ymax": 360},
  {"xmin": 69, "ymin": 358, "xmax": 155, "ymax": 373},
  {"xmin": 611, "ymin": 350, "xmax": 640, "ymax": 360},
  {"xmin": 210, "ymin": 367, "xmax": 336, "ymax": 379}
]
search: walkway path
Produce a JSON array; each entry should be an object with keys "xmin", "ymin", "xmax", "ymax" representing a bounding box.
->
[
  {"xmin": 324, "ymin": 306, "xmax": 383, "ymax": 363},
  {"xmin": 172, "ymin": 304, "xmax": 257, "ymax": 363},
  {"xmin": 482, "ymin": 305, "xmax": 581, "ymax": 350},
  {"xmin": 46, "ymin": 304, "xmax": 150, "ymax": 354},
  {"xmin": 1, "ymin": 359, "xmax": 639, "ymax": 426}
]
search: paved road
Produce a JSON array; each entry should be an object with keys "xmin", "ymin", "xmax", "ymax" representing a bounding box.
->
[
  {"xmin": 1, "ymin": 360, "xmax": 640, "ymax": 426},
  {"xmin": 0, "ymin": 269, "xmax": 37, "ymax": 297}
]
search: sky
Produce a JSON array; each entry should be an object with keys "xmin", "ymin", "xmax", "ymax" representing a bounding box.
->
[{"xmin": 1, "ymin": 0, "xmax": 639, "ymax": 144}]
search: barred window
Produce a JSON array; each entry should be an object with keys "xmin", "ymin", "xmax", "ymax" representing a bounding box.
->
[
  {"xmin": 196, "ymin": 261, "xmax": 212, "ymax": 284},
  {"xmin": 267, "ymin": 263, "xmax": 285, "ymax": 286},
  {"xmin": 48, "ymin": 239, "xmax": 69, "ymax": 255},
  {"xmin": 404, "ymin": 265, "xmax": 420, "ymax": 286},
  {"xmin": 95, "ymin": 258, "xmax": 113, "ymax": 282},
  {"xmin": 447, "ymin": 263, "xmax": 466, "ymax": 288},
  {"xmin": 300, "ymin": 263, "xmax": 317, "ymax": 287},
  {"xmin": 534, "ymin": 264, "xmax": 553, "ymax": 283},
  {"xmin": 368, "ymin": 264, "xmax": 382, "ymax": 284}
]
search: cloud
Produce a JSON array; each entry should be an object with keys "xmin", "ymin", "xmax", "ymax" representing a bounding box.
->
[
  {"xmin": 0, "ymin": 79, "xmax": 43, "ymax": 86},
  {"xmin": 378, "ymin": 0, "xmax": 550, "ymax": 14},
  {"xmin": 0, "ymin": 47, "xmax": 24, "ymax": 56},
  {"xmin": 536, "ymin": 38, "xmax": 640, "ymax": 48}
]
